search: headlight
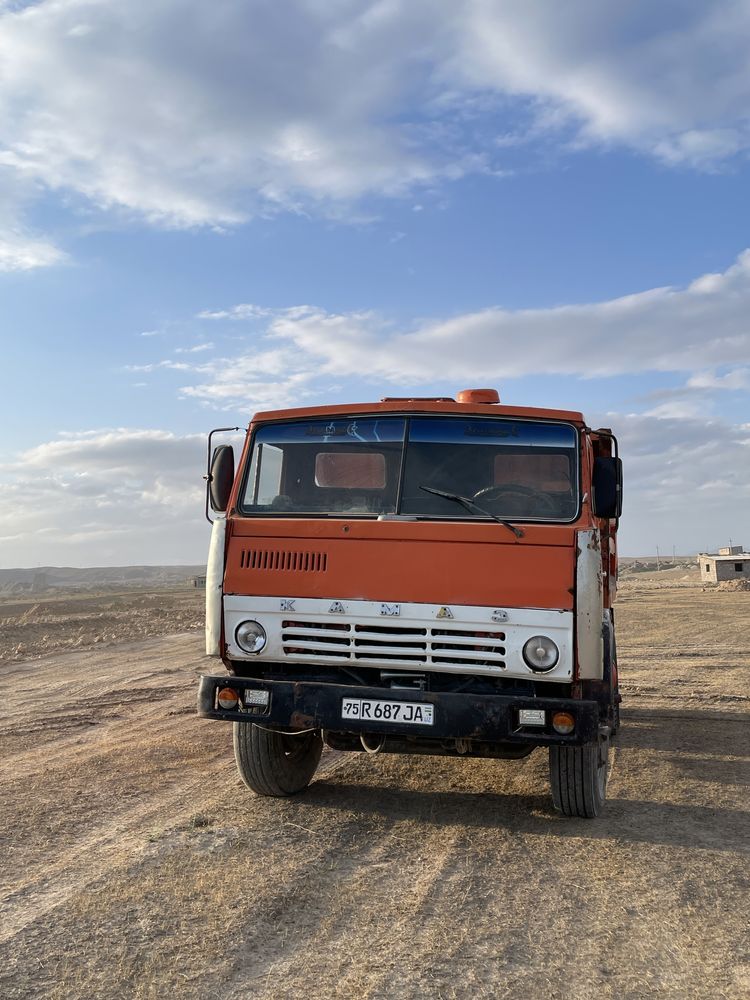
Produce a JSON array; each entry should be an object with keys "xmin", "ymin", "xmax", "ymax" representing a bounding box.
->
[
  {"xmin": 235, "ymin": 620, "xmax": 267, "ymax": 654},
  {"xmin": 522, "ymin": 635, "xmax": 559, "ymax": 672}
]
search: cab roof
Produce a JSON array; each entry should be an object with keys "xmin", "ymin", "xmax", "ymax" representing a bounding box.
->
[{"xmin": 251, "ymin": 396, "xmax": 585, "ymax": 425}]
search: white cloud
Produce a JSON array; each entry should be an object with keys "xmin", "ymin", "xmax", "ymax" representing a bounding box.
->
[
  {"xmin": 198, "ymin": 305, "xmax": 272, "ymax": 321},
  {"xmin": 0, "ymin": 229, "xmax": 65, "ymax": 271},
  {"xmin": 179, "ymin": 353, "xmax": 317, "ymax": 412},
  {"xmin": 0, "ymin": 1, "xmax": 749, "ymax": 234},
  {"xmin": 184, "ymin": 250, "xmax": 750, "ymax": 408},
  {"xmin": 453, "ymin": 2, "xmax": 750, "ymax": 166},
  {"xmin": 607, "ymin": 411, "xmax": 750, "ymax": 553},
  {"xmin": 0, "ymin": 428, "xmax": 212, "ymax": 566},
  {"xmin": 175, "ymin": 342, "xmax": 214, "ymax": 354},
  {"xmin": 686, "ymin": 368, "xmax": 749, "ymax": 391},
  {"xmin": 125, "ymin": 360, "xmax": 194, "ymax": 373},
  {"xmin": 0, "ymin": 0, "xmax": 441, "ymax": 227},
  {"xmin": 0, "ymin": 172, "xmax": 66, "ymax": 270},
  {"xmin": 643, "ymin": 400, "xmax": 705, "ymax": 421}
]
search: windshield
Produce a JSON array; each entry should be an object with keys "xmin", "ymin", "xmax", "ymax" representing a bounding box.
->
[{"xmin": 240, "ymin": 415, "xmax": 578, "ymax": 522}]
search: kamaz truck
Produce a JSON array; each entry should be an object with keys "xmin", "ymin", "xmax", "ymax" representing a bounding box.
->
[{"xmin": 197, "ymin": 388, "xmax": 622, "ymax": 817}]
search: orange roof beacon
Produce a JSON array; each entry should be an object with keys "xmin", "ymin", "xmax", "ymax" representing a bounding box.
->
[{"xmin": 197, "ymin": 389, "xmax": 623, "ymax": 818}]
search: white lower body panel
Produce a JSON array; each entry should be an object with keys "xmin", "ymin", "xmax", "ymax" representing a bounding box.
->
[{"xmin": 223, "ymin": 595, "xmax": 573, "ymax": 683}]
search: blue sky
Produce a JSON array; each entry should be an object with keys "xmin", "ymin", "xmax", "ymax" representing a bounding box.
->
[{"xmin": 1, "ymin": 0, "xmax": 749, "ymax": 565}]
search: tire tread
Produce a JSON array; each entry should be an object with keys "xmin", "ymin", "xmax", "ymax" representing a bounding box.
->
[
  {"xmin": 549, "ymin": 742, "xmax": 607, "ymax": 818},
  {"xmin": 233, "ymin": 723, "xmax": 323, "ymax": 797}
]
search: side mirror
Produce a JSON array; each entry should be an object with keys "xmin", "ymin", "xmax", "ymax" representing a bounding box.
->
[
  {"xmin": 208, "ymin": 445, "xmax": 235, "ymax": 512},
  {"xmin": 592, "ymin": 457, "xmax": 622, "ymax": 519}
]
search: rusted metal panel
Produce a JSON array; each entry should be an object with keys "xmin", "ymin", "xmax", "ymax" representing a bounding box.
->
[
  {"xmin": 576, "ymin": 528, "xmax": 604, "ymax": 679},
  {"xmin": 196, "ymin": 674, "xmax": 601, "ymax": 745}
]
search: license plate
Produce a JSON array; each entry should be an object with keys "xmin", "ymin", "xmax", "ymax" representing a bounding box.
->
[{"xmin": 341, "ymin": 698, "xmax": 434, "ymax": 726}]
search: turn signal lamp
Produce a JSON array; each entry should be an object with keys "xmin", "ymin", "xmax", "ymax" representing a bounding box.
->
[
  {"xmin": 217, "ymin": 687, "xmax": 240, "ymax": 711},
  {"xmin": 552, "ymin": 711, "xmax": 575, "ymax": 735}
]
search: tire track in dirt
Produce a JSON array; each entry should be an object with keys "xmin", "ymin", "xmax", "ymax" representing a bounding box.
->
[
  {"xmin": 218, "ymin": 748, "xmax": 551, "ymax": 999},
  {"xmin": 221, "ymin": 812, "xmax": 465, "ymax": 998},
  {"xmin": 1, "ymin": 638, "xmax": 350, "ymax": 952},
  {"xmin": 0, "ymin": 770, "xmax": 230, "ymax": 945},
  {"xmin": 2, "ymin": 694, "xmax": 195, "ymax": 775},
  {"xmin": 0, "ymin": 633, "xmax": 230, "ymax": 944}
]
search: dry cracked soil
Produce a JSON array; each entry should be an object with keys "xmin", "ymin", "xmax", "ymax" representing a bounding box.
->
[{"xmin": 0, "ymin": 576, "xmax": 748, "ymax": 999}]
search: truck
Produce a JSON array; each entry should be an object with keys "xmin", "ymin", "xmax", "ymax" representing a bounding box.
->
[{"xmin": 197, "ymin": 388, "xmax": 622, "ymax": 818}]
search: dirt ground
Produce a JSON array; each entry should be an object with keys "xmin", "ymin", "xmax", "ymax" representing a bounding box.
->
[
  {"xmin": 0, "ymin": 587, "xmax": 204, "ymax": 662},
  {"xmin": 1, "ymin": 579, "xmax": 748, "ymax": 999}
]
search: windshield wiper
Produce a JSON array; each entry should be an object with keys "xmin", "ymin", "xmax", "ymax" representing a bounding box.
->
[{"xmin": 419, "ymin": 486, "xmax": 524, "ymax": 538}]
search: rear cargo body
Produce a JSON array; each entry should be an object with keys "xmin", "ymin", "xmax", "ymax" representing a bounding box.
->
[{"xmin": 198, "ymin": 390, "xmax": 622, "ymax": 817}]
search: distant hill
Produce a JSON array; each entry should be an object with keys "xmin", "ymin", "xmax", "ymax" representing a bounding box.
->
[{"xmin": 0, "ymin": 566, "xmax": 206, "ymax": 593}]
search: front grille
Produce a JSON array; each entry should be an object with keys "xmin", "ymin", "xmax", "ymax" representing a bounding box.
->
[
  {"xmin": 239, "ymin": 549, "xmax": 328, "ymax": 572},
  {"xmin": 281, "ymin": 619, "xmax": 505, "ymax": 669}
]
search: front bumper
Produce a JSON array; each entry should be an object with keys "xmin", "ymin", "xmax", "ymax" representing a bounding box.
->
[{"xmin": 197, "ymin": 674, "xmax": 599, "ymax": 745}]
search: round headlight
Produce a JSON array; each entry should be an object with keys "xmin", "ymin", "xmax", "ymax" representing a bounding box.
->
[
  {"xmin": 235, "ymin": 620, "xmax": 267, "ymax": 654},
  {"xmin": 522, "ymin": 635, "xmax": 559, "ymax": 672}
]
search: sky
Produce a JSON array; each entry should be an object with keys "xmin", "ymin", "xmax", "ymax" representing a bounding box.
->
[{"xmin": 1, "ymin": 0, "xmax": 749, "ymax": 566}]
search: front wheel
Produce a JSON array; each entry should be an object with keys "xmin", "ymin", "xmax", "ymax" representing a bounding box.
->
[
  {"xmin": 549, "ymin": 736, "xmax": 610, "ymax": 818},
  {"xmin": 233, "ymin": 723, "xmax": 323, "ymax": 797}
]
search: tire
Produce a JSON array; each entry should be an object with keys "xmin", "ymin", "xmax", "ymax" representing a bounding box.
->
[
  {"xmin": 233, "ymin": 723, "xmax": 323, "ymax": 797},
  {"xmin": 549, "ymin": 737, "xmax": 609, "ymax": 818}
]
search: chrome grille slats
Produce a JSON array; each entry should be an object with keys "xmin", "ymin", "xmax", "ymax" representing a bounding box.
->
[
  {"xmin": 431, "ymin": 636, "xmax": 505, "ymax": 649},
  {"xmin": 282, "ymin": 636, "xmax": 350, "ymax": 647},
  {"xmin": 432, "ymin": 651, "xmax": 505, "ymax": 663},
  {"xmin": 354, "ymin": 624, "xmax": 428, "ymax": 635},
  {"xmin": 355, "ymin": 644, "xmax": 428, "ymax": 657},
  {"xmin": 281, "ymin": 623, "xmax": 350, "ymax": 639},
  {"xmin": 355, "ymin": 652, "xmax": 428, "ymax": 662},
  {"xmin": 280, "ymin": 618, "xmax": 506, "ymax": 669}
]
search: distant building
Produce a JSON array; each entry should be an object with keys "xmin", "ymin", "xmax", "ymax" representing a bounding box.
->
[
  {"xmin": 698, "ymin": 546, "xmax": 750, "ymax": 583},
  {"xmin": 718, "ymin": 545, "xmax": 743, "ymax": 556},
  {"xmin": 192, "ymin": 575, "xmax": 207, "ymax": 589}
]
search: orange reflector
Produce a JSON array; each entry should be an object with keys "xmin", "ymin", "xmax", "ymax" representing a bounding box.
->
[
  {"xmin": 217, "ymin": 687, "xmax": 239, "ymax": 710},
  {"xmin": 552, "ymin": 711, "xmax": 575, "ymax": 735}
]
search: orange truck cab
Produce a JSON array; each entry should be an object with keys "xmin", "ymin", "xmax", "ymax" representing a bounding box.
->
[{"xmin": 197, "ymin": 389, "xmax": 623, "ymax": 817}]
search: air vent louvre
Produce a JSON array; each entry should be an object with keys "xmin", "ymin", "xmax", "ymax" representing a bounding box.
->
[{"xmin": 239, "ymin": 549, "xmax": 328, "ymax": 572}]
